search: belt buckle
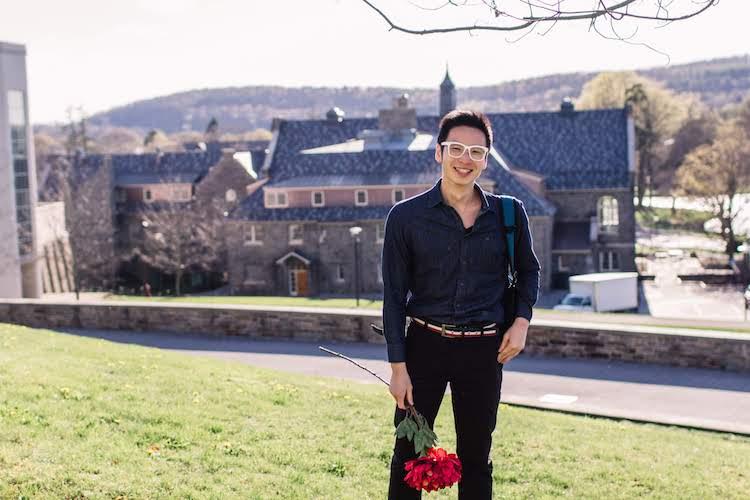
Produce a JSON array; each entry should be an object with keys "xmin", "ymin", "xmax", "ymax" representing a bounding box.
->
[{"xmin": 440, "ymin": 324, "xmax": 450, "ymax": 337}]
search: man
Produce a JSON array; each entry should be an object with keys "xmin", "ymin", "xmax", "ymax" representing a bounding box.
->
[{"xmin": 382, "ymin": 109, "xmax": 540, "ymax": 499}]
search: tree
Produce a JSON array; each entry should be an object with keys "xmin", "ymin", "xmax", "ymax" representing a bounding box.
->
[
  {"xmin": 359, "ymin": 0, "xmax": 718, "ymax": 36},
  {"xmin": 94, "ymin": 127, "xmax": 143, "ymax": 153},
  {"xmin": 676, "ymin": 123, "xmax": 750, "ymax": 255},
  {"xmin": 661, "ymin": 112, "xmax": 718, "ymax": 207},
  {"xmin": 55, "ymin": 156, "xmax": 118, "ymax": 296},
  {"xmin": 62, "ymin": 106, "xmax": 92, "ymax": 156},
  {"xmin": 578, "ymin": 71, "xmax": 692, "ymax": 206},
  {"xmin": 142, "ymin": 129, "xmax": 174, "ymax": 152},
  {"xmin": 131, "ymin": 199, "xmax": 223, "ymax": 296}
]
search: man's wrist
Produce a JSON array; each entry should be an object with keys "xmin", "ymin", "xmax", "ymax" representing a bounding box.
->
[
  {"xmin": 513, "ymin": 317, "xmax": 530, "ymax": 328},
  {"xmin": 390, "ymin": 362, "xmax": 408, "ymax": 374}
]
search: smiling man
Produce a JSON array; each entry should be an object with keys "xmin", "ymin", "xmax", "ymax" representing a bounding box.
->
[{"xmin": 382, "ymin": 110, "xmax": 540, "ymax": 499}]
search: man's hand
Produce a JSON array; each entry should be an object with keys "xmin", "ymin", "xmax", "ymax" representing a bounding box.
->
[
  {"xmin": 497, "ymin": 317, "xmax": 529, "ymax": 364},
  {"xmin": 389, "ymin": 362, "xmax": 414, "ymax": 409}
]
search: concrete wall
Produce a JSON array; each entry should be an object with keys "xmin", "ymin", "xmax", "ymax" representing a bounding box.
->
[
  {"xmin": 1, "ymin": 300, "xmax": 748, "ymax": 372},
  {"xmin": 35, "ymin": 201, "xmax": 74, "ymax": 293},
  {"xmin": 0, "ymin": 42, "xmax": 41, "ymax": 298}
]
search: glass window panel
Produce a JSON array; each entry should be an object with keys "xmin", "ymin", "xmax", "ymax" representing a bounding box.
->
[
  {"xmin": 11, "ymin": 128, "xmax": 27, "ymax": 156},
  {"xmin": 8, "ymin": 90, "xmax": 26, "ymax": 126},
  {"xmin": 15, "ymin": 190, "xmax": 29, "ymax": 207},
  {"xmin": 14, "ymin": 158, "xmax": 28, "ymax": 174},
  {"xmin": 14, "ymin": 173, "xmax": 29, "ymax": 190}
]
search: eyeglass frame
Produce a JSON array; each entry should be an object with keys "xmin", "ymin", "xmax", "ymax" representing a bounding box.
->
[{"xmin": 440, "ymin": 141, "xmax": 490, "ymax": 162}]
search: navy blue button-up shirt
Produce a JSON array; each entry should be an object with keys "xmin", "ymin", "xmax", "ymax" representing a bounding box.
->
[{"xmin": 381, "ymin": 179, "xmax": 540, "ymax": 362}]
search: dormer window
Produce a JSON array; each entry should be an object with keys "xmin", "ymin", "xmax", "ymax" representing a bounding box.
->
[
  {"xmin": 392, "ymin": 189, "xmax": 405, "ymax": 204},
  {"xmin": 265, "ymin": 190, "xmax": 288, "ymax": 208},
  {"xmin": 355, "ymin": 190, "xmax": 368, "ymax": 207},
  {"xmin": 312, "ymin": 191, "xmax": 325, "ymax": 207}
]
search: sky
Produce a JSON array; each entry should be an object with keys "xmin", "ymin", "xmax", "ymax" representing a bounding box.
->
[{"xmin": 1, "ymin": 0, "xmax": 747, "ymax": 124}]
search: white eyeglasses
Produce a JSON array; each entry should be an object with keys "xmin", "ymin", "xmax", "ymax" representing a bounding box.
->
[{"xmin": 440, "ymin": 141, "xmax": 490, "ymax": 161}]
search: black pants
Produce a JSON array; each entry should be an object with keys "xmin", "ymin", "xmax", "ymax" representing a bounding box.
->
[{"xmin": 388, "ymin": 321, "xmax": 504, "ymax": 500}]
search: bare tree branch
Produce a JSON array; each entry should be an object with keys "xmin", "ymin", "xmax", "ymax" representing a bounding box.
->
[{"xmin": 358, "ymin": 0, "xmax": 719, "ymax": 36}]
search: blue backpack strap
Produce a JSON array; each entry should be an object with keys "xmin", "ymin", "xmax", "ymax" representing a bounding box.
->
[{"xmin": 499, "ymin": 196, "xmax": 517, "ymax": 288}]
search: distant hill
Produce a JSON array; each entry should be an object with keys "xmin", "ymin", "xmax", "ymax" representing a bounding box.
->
[{"xmin": 84, "ymin": 55, "xmax": 750, "ymax": 134}]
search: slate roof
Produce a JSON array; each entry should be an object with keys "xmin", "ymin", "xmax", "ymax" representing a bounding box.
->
[
  {"xmin": 69, "ymin": 149, "xmax": 223, "ymax": 187},
  {"xmin": 232, "ymin": 107, "xmax": 629, "ymax": 222}
]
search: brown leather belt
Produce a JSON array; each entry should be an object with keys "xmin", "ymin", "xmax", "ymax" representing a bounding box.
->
[{"xmin": 411, "ymin": 317, "xmax": 499, "ymax": 338}]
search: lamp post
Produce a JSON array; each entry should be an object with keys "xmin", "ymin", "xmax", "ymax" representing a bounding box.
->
[{"xmin": 349, "ymin": 226, "xmax": 363, "ymax": 307}]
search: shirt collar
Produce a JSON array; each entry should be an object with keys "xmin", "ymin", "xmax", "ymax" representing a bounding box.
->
[{"xmin": 426, "ymin": 178, "xmax": 497, "ymax": 213}]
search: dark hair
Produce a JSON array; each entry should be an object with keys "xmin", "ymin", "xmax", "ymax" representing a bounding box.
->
[{"xmin": 437, "ymin": 110, "xmax": 493, "ymax": 148}]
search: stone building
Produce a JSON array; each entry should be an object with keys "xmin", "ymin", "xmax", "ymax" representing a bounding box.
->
[
  {"xmin": 227, "ymin": 85, "xmax": 636, "ymax": 297},
  {"xmin": 38, "ymin": 142, "xmax": 265, "ymax": 292}
]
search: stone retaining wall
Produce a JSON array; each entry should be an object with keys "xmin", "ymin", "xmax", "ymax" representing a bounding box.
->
[{"xmin": 1, "ymin": 300, "xmax": 748, "ymax": 372}]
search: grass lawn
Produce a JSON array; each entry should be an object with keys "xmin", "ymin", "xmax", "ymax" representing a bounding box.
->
[
  {"xmin": 636, "ymin": 207, "xmax": 715, "ymax": 233},
  {"xmin": 2, "ymin": 323, "xmax": 748, "ymax": 499}
]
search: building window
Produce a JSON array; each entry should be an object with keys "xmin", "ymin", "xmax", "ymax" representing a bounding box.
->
[
  {"xmin": 557, "ymin": 255, "xmax": 570, "ymax": 272},
  {"xmin": 265, "ymin": 190, "xmax": 288, "ymax": 208},
  {"xmin": 355, "ymin": 190, "xmax": 368, "ymax": 206},
  {"xmin": 289, "ymin": 224, "xmax": 303, "ymax": 245},
  {"xmin": 9, "ymin": 90, "xmax": 32, "ymax": 256},
  {"xmin": 312, "ymin": 191, "xmax": 325, "ymax": 207},
  {"xmin": 392, "ymin": 189, "xmax": 405, "ymax": 204},
  {"xmin": 376, "ymin": 222, "xmax": 385, "ymax": 243},
  {"xmin": 598, "ymin": 196, "xmax": 619, "ymax": 233},
  {"xmin": 599, "ymin": 251, "xmax": 620, "ymax": 271},
  {"xmin": 244, "ymin": 225, "xmax": 263, "ymax": 246},
  {"xmin": 335, "ymin": 264, "xmax": 345, "ymax": 282},
  {"xmin": 144, "ymin": 189, "xmax": 153, "ymax": 202},
  {"xmin": 173, "ymin": 186, "xmax": 191, "ymax": 201},
  {"xmin": 225, "ymin": 189, "xmax": 237, "ymax": 202}
]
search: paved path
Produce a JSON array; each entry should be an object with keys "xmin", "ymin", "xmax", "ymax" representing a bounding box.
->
[{"xmin": 61, "ymin": 328, "xmax": 750, "ymax": 435}]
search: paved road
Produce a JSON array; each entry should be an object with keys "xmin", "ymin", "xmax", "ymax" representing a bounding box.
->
[{"xmin": 60, "ymin": 328, "xmax": 750, "ymax": 435}]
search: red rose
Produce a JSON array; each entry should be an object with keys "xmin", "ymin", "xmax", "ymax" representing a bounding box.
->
[{"xmin": 404, "ymin": 447, "xmax": 462, "ymax": 491}]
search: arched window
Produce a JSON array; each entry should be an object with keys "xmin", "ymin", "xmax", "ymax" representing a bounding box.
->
[{"xmin": 598, "ymin": 196, "xmax": 619, "ymax": 233}]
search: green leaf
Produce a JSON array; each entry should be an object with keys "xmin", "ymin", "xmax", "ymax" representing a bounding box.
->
[
  {"xmin": 395, "ymin": 418, "xmax": 409, "ymax": 439},
  {"xmin": 413, "ymin": 433, "xmax": 426, "ymax": 455},
  {"xmin": 405, "ymin": 419, "xmax": 417, "ymax": 441}
]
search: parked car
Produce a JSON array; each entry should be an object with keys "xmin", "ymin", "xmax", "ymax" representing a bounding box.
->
[{"xmin": 552, "ymin": 293, "xmax": 593, "ymax": 312}]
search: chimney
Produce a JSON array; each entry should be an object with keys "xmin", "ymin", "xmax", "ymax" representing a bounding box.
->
[
  {"xmin": 560, "ymin": 97, "xmax": 575, "ymax": 116},
  {"xmin": 378, "ymin": 93, "xmax": 416, "ymax": 131},
  {"xmin": 326, "ymin": 107, "xmax": 345, "ymax": 123}
]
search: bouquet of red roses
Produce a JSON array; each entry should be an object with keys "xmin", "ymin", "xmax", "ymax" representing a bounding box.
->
[
  {"xmin": 319, "ymin": 346, "xmax": 462, "ymax": 492},
  {"xmin": 396, "ymin": 405, "xmax": 462, "ymax": 492}
]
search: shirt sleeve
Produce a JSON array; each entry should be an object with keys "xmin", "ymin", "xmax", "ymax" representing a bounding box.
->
[
  {"xmin": 514, "ymin": 199, "xmax": 541, "ymax": 321},
  {"xmin": 381, "ymin": 204, "xmax": 411, "ymax": 362}
]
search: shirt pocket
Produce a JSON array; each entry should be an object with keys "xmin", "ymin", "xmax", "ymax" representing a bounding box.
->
[
  {"xmin": 410, "ymin": 225, "xmax": 455, "ymax": 271},
  {"xmin": 471, "ymin": 232, "xmax": 505, "ymax": 274}
]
